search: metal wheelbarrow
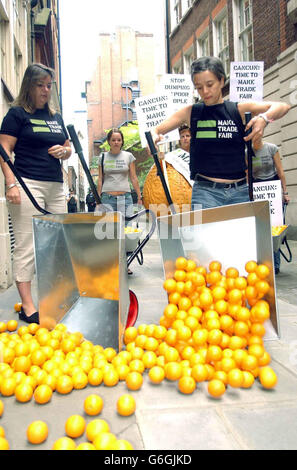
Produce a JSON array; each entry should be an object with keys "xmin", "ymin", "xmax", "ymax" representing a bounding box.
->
[
  {"xmin": 0, "ymin": 129, "xmax": 156, "ymax": 351},
  {"xmin": 145, "ymin": 116, "xmax": 280, "ymax": 340}
]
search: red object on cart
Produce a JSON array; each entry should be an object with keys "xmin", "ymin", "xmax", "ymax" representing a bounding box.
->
[{"xmin": 126, "ymin": 290, "xmax": 139, "ymax": 327}]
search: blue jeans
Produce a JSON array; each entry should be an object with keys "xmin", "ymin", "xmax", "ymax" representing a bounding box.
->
[
  {"xmin": 101, "ymin": 192, "xmax": 133, "ymax": 226},
  {"xmin": 191, "ymin": 180, "xmax": 250, "ymax": 210}
]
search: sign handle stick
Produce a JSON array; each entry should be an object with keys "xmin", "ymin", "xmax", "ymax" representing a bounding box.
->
[{"xmin": 245, "ymin": 112, "xmax": 254, "ymax": 201}]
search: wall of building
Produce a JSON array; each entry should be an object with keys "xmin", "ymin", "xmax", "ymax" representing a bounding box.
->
[
  {"xmin": 168, "ymin": 0, "xmax": 297, "ymax": 233},
  {"xmin": 86, "ymin": 27, "xmax": 156, "ymax": 162}
]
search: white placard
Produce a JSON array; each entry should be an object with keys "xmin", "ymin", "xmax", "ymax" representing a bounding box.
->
[
  {"xmin": 164, "ymin": 148, "xmax": 193, "ymax": 187},
  {"xmin": 135, "ymin": 93, "xmax": 180, "ymax": 148},
  {"xmin": 159, "ymin": 74, "xmax": 194, "ymax": 112},
  {"xmin": 253, "ymin": 180, "xmax": 283, "ymax": 226},
  {"xmin": 229, "ymin": 62, "xmax": 264, "ymax": 102}
]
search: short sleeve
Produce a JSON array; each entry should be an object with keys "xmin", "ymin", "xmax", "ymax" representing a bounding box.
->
[
  {"xmin": 128, "ymin": 152, "xmax": 136, "ymax": 164},
  {"xmin": 0, "ymin": 107, "xmax": 23, "ymax": 138}
]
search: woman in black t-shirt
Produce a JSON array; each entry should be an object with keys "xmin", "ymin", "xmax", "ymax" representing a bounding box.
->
[{"xmin": 0, "ymin": 63, "xmax": 72, "ymax": 324}]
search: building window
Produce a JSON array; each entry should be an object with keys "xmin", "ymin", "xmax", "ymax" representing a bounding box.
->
[
  {"xmin": 171, "ymin": 0, "xmax": 181, "ymax": 31},
  {"xmin": 236, "ymin": 0, "xmax": 254, "ymax": 61},
  {"xmin": 172, "ymin": 59, "xmax": 182, "ymax": 74},
  {"xmin": 213, "ymin": 11, "xmax": 230, "ymax": 77},
  {"xmin": 181, "ymin": 0, "xmax": 194, "ymax": 16},
  {"xmin": 183, "ymin": 46, "xmax": 195, "ymax": 74},
  {"xmin": 197, "ymin": 30, "xmax": 210, "ymax": 58},
  {"xmin": 0, "ymin": 19, "xmax": 9, "ymax": 84}
]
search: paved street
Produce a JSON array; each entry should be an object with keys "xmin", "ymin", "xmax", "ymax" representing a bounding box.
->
[{"xmin": 0, "ymin": 234, "xmax": 297, "ymax": 450}]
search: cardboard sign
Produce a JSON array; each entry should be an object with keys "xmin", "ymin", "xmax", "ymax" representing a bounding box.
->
[
  {"xmin": 159, "ymin": 74, "xmax": 194, "ymax": 112},
  {"xmin": 135, "ymin": 93, "xmax": 180, "ymax": 148},
  {"xmin": 253, "ymin": 180, "xmax": 283, "ymax": 226},
  {"xmin": 229, "ymin": 62, "xmax": 264, "ymax": 102},
  {"xmin": 164, "ymin": 148, "xmax": 193, "ymax": 187}
]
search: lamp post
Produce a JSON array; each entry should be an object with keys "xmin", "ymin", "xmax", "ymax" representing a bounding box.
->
[{"xmin": 165, "ymin": 0, "xmax": 171, "ymax": 74}]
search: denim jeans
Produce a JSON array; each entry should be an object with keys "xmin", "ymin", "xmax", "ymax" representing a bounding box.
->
[
  {"xmin": 191, "ymin": 180, "xmax": 250, "ymax": 210},
  {"xmin": 101, "ymin": 192, "xmax": 133, "ymax": 226}
]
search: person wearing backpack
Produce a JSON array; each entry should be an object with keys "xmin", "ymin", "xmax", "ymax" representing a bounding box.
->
[
  {"xmin": 67, "ymin": 189, "xmax": 78, "ymax": 213},
  {"xmin": 152, "ymin": 56, "xmax": 290, "ymax": 210}
]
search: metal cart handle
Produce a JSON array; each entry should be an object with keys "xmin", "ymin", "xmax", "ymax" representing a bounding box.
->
[{"xmin": 0, "ymin": 143, "xmax": 50, "ymax": 215}]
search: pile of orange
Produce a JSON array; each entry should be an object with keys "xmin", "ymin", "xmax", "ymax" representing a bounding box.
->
[{"xmin": 271, "ymin": 225, "xmax": 287, "ymax": 237}]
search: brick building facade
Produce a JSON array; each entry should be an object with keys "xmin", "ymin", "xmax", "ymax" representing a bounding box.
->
[
  {"xmin": 167, "ymin": 0, "xmax": 297, "ymax": 231},
  {"xmin": 85, "ymin": 27, "xmax": 156, "ymax": 162}
]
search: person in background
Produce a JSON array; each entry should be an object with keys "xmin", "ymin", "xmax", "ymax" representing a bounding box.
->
[
  {"xmin": 152, "ymin": 56, "xmax": 291, "ymax": 210},
  {"xmin": 86, "ymin": 188, "xmax": 96, "ymax": 212},
  {"xmin": 178, "ymin": 124, "xmax": 191, "ymax": 153},
  {"xmin": 0, "ymin": 63, "xmax": 71, "ymax": 324},
  {"xmin": 97, "ymin": 127, "xmax": 142, "ymax": 274},
  {"xmin": 252, "ymin": 136, "xmax": 290, "ymax": 274},
  {"xmin": 67, "ymin": 188, "xmax": 78, "ymax": 213}
]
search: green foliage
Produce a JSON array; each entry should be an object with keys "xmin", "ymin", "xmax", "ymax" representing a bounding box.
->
[{"xmin": 101, "ymin": 122, "xmax": 142, "ymax": 152}]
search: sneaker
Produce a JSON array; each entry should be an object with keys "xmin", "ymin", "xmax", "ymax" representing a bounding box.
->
[{"xmin": 19, "ymin": 307, "xmax": 39, "ymax": 324}]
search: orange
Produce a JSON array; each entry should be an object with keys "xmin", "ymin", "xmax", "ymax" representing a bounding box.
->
[
  {"xmin": 234, "ymin": 276, "xmax": 247, "ymax": 290},
  {"xmin": 178, "ymin": 376, "xmax": 196, "ymax": 394},
  {"xmin": 207, "ymin": 329, "xmax": 223, "ymax": 346},
  {"xmin": 177, "ymin": 325, "xmax": 192, "ymax": 341},
  {"xmin": 6, "ymin": 320, "xmax": 18, "ymax": 332},
  {"xmin": 227, "ymin": 368, "xmax": 244, "ymax": 388},
  {"xmin": 14, "ymin": 342, "xmax": 30, "ymax": 357},
  {"xmin": 27, "ymin": 420, "xmax": 48, "ymax": 444},
  {"xmin": 31, "ymin": 349, "xmax": 47, "ymax": 367},
  {"xmin": 93, "ymin": 432, "xmax": 117, "ymax": 450},
  {"xmin": 242, "ymin": 371, "xmax": 255, "ymax": 388},
  {"xmin": 124, "ymin": 326, "xmax": 138, "ymax": 344},
  {"xmin": 233, "ymin": 321, "xmax": 249, "ymax": 337},
  {"xmin": 207, "ymin": 270, "xmax": 222, "ymax": 285},
  {"xmin": 125, "ymin": 371, "xmax": 143, "ymax": 390},
  {"xmin": 84, "ymin": 394, "xmax": 104, "ymax": 416},
  {"xmin": 248, "ymin": 344, "xmax": 265, "ymax": 359},
  {"xmin": 165, "ymin": 329, "xmax": 177, "ymax": 346},
  {"xmin": 209, "ymin": 261, "xmax": 222, "ymax": 272},
  {"xmin": 207, "ymin": 379, "xmax": 226, "ymax": 398},
  {"xmin": 34, "ymin": 384, "xmax": 52, "ymax": 404},
  {"xmin": 175, "ymin": 257, "xmax": 188, "ymax": 270},
  {"xmin": 0, "ymin": 400, "xmax": 4, "ymax": 417},
  {"xmin": 86, "ymin": 419, "xmax": 110, "ymax": 442},
  {"xmin": 164, "ymin": 304, "xmax": 178, "ymax": 320},
  {"xmin": 72, "ymin": 371, "xmax": 88, "ymax": 390},
  {"xmin": 142, "ymin": 351, "xmax": 157, "ymax": 369},
  {"xmin": 113, "ymin": 439, "xmax": 134, "ymax": 450},
  {"xmin": 13, "ymin": 356, "xmax": 31, "ymax": 373},
  {"xmin": 241, "ymin": 354, "xmax": 258, "ymax": 371},
  {"xmin": 192, "ymin": 329, "xmax": 208, "ymax": 346},
  {"xmin": 52, "ymin": 437, "xmax": 76, "ymax": 450},
  {"xmin": 163, "ymin": 278, "xmax": 177, "ymax": 294},
  {"xmin": 1, "ymin": 377, "xmax": 17, "ymax": 396},
  {"xmin": 186, "ymin": 259, "xmax": 197, "ymax": 272},
  {"xmin": 144, "ymin": 337, "xmax": 159, "ymax": 352},
  {"xmin": 225, "ymin": 267, "xmax": 239, "ymax": 279},
  {"xmin": 14, "ymin": 383, "xmax": 33, "ymax": 403},
  {"xmin": 245, "ymin": 260, "xmax": 258, "ymax": 273},
  {"xmin": 0, "ymin": 426, "xmax": 5, "ymax": 438},
  {"xmin": 65, "ymin": 415, "xmax": 86, "ymax": 438},
  {"xmin": 247, "ymin": 272, "xmax": 259, "ymax": 286},
  {"xmin": 259, "ymin": 366, "xmax": 277, "ymax": 389},
  {"xmin": 103, "ymin": 369, "xmax": 119, "ymax": 387},
  {"xmin": 191, "ymin": 364, "xmax": 208, "ymax": 383},
  {"xmin": 0, "ymin": 322, "xmax": 7, "ymax": 333},
  {"xmin": 148, "ymin": 366, "xmax": 165, "ymax": 384},
  {"xmin": 255, "ymin": 264, "xmax": 270, "ymax": 279},
  {"xmin": 221, "ymin": 357, "xmax": 236, "ymax": 373},
  {"xmin": 76, "ymin": 442, "xmax": 96, "ymax": 450},
  {"xmin": 255, "ymin": 280, "xmax": 270, "ymax": 296},
  {"xmin": 14, "ymin": 302, "xmax": 22, "ymax": 312},
  {"xmin": 206, "ymin": 345, "xmax": 222, "ymax": 363},
  {"xmin": 250, "ymin": 322, "xmax": 266, "ymax": 337},
  {"xmin": 117, "ymin": 394, "xmax": 136, "ymax": 416},
  {"xmin": 0, "ymin": 437, "xmax": 9, "ymax": 450},
  {"xmin": 116, "ymin": 364, "xmax": 130, "ymax": 380},
  {"xmin": 258, "ymin": 351, "xmax": 271, "ymax": 367},
  {"xmin": 164, "ymin": 346, "xmax": 179, "ymax": 363},
  {"xmin": 56, "ymin": 375, "xmax": 73, "ymax": 394},
  {"xmin": 174, "ymin": 270, "xmax": 186, "ymax": 282},
  {"xmin": 199, "ymin": 290, "xmax": 213, "ymax": 309},
  {"xmin": 165, "ymin": 362, "xmax": 182, "ymax": 381},
  {"xmin": 168, "ymin": 291, "xmax": 181, "ymax": 305}
]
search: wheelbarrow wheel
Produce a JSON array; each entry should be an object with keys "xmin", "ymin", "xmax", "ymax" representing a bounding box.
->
[{"xmin": 126, "ymin": 290, "xmax": 138, "ymax": 328}]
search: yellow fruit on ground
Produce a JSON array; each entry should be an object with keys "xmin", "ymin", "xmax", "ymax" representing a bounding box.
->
[
  {"xmin": 27, "ymin": 421, "xmax": 48, "ymax": 444},
  {"xmin": 259, "ymin": 367, "xmax": 278, "ymax": 389},
  {"xmin": 86, "ymin": 419, "xmax": 110, "ymax": 442},
  {"xmin": 208, "ymin": 379, "xmax": 226, "ymax": 398},
  {"xmin": 14, "ymin": 383, "xmax": 34, "ymax": 403},
  {"xmin": 0, "ymin": 437, "xmax": 9, "ymax": 450},
  {"xmin": 148, "ymin": 366, "xmax": 165, "ymax": 384},
  {"xmin": 93, "ymin": 432, "xmax": 117, "ymax": 450},
  {"xmin": 33, "ymin": 384, "xmax": 53, "ymax": 404},
  {"xmin": 0, "ymin": 400, "xmax": 4, "ymax": 417},
  {"xmin": 52, "ymin": 437, "xmax": 76, "ymax": 450},
  {"xmin": 113, "ymin": 439, "xmax": 134, "ymax": 450},
  {"xmin": 84, "ymin": 394, "xmax": 104, "ymax": 416},
  {"xmin": 6, "ymin": 320, "xmax": 18, "ymax": 332},
  {"xmin": 0, "ymin": 426, "xmax": 5, "ymax": 438},
  {"xmin": 117, "ymin": 394, "xmax": 136, "ymax": 416},
  {"xmin": 76, "ymin": 442, "xmax": 96, "ymax": 450},
  {"xmin": 65, "ymin": 415, "xmax": 86, "ymax": 439}
]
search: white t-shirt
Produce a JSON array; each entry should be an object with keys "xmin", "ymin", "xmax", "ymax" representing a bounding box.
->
[
  {"xmin": 99, "ymin": 150, "xmax": 135, "ymax": 192},
  {"xmin": 252, "ymin": 142, "xmax": 278, "ymax": 180}
]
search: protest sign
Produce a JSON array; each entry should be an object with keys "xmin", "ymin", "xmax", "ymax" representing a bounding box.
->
[
  {"xmin": 135, "ymin": 93, "xmax": 180, "ymax": 148},
  {"xmin": 165, "ymin": 148, "xmax": 193, "ymax": 187},
  {"xmin": 229, "ymin": 62, "xmax": 264, "ymax": 102},
  {"xmin": 253, "ymin": 180, "xmax": 283, "ymax": 226},
  {"xmin": 159, "ymin": 74, "xmax": 194, "ymax": 112}
]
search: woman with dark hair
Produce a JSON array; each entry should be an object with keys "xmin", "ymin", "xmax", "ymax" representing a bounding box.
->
[
  {"xmin": 153, "ymin": 56, "xmax": 291, "ymax": 210},
  {"xmin": 0, "ymin": 63, "xmax": 71, "ymax": 323},
  {"xmin": 97, "ymin": 128, "xmax": 142, "ymax": 217}
]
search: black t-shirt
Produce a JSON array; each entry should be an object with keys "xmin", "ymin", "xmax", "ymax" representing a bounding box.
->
[
  {"xmin": 190, "ymin": 102, "xmax": 246, "ymax": 180},
  {"xmin": 0, "ymin": 106, "xmax": 69, "ymax": 182}
]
